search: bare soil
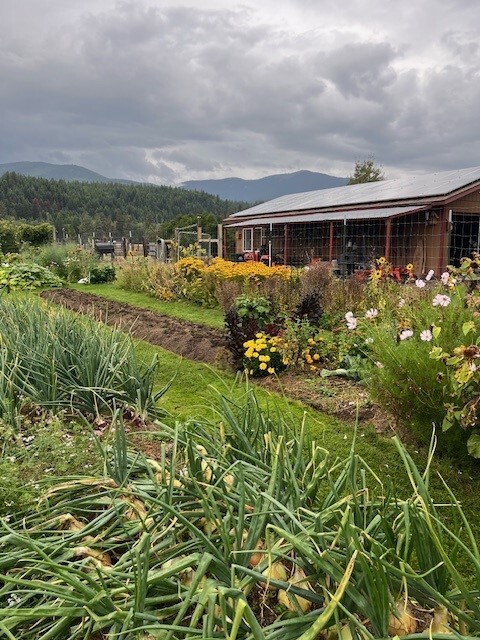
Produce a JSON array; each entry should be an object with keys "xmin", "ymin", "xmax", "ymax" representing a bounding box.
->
[
  {"xmin": 41, "ymin": 288, "xmax": 396, "ymax": 432},
  {"xmin": 41, "ymin": 288, "xmax": 231, "ymax": 366}
]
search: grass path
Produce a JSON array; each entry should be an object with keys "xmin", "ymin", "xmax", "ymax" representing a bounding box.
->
[{"xmin": 73, "ymin": 282, "xmax": 225, "ymax": 328}]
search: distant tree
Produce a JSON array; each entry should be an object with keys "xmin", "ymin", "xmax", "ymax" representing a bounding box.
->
[{"xmin": 348, "ymin": 158, "xmax": 385, "ymax": 184}]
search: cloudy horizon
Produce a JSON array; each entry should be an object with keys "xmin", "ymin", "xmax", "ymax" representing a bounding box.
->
[{"xmin": 1, "ymin": 0, "xmax": 479, "ymax": 185}]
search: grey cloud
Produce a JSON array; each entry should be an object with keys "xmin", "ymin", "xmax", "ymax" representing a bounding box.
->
[{"xmin": 1, "ymin": 0, "xmax": 480, "ymax": 184}]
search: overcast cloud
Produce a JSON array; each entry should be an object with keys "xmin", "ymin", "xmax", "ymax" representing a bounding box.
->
[{"xmin": 1, "ymin": 0, "xmax": 479, "ymax": 184}]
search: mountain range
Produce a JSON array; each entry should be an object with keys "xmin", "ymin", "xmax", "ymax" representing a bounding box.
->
[
  {"xmin": 0, "ymin": 162, "xmax": 136, "ymax": 185},
  {"xmin": 0, "ymin": 162, "xmax": 347, "ymax": 202},
  {"xmin": 182, "ymin": 170, "xmax": 347, "ymax": 202}
]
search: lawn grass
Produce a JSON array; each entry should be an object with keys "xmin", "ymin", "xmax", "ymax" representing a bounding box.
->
[{"xmin": 71, "ymin": 282, "xmax": 225, "ymax": 328}]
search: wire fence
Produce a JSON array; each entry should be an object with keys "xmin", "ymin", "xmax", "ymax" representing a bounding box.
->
[{"xmin": 228, "ymin": 209, "xmax": 480, "ymax": 276}]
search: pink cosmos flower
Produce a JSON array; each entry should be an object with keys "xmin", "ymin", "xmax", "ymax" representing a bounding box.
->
[
  {"xmin": 432, "ymin": 294, "xmax": 451, "ymax": 307},
  {"xmin": 420, "ymin": 329, "xmax": 433, "ymax": 342},
  {"xmin": 399, "ymin": 329, "xmax": 414, "ymax": 340},
  {"xmin": 365, "ymin": 308, "xmax": 378, "ymax": 319},
  {"xmin": 415, "ymin": 279, "xmax": 426, "ymax": 288},
  {"xmin": 440, "ymin": 272, "xmax": 450, "ymax": 285}
]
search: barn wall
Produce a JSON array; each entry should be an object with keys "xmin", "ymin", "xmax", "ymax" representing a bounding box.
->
[{"xmin": 451, "ymin": 191, "xmax": 480, "ymax": 213}]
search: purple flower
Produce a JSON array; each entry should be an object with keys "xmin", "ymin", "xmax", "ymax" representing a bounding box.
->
[
  {"xmin": 420, "ymin": 329, "xmax": 432, "ymax": 342},
  {"xmin": 440, "ymin": 272, "xmax": 450, "ymax": 285},
  {"xmin": 432, "ymin": 294, "xmax": 451, "ymax": 307},
  {"xmin": 399, "ymin": 329, "xmax": 414, "ymax": 341}
]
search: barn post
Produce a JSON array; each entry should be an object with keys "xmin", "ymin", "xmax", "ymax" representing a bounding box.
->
[
  {"xmin": 283, "ymin": 224, "xmax": 289, "ymax": 265},
  {"xmin": 439, "ymin": 208, "xmax": 452, "ymax": 272},
  {"xmin": 217, "ymin": 224, "xmax": 223, "ymax": 259},
  {"xmin": 268, "ymin": 222, "xmax": 273, "ymax": 266},
  {"xmin": 385, "ymin": 218, "xmax": 392, "ymax": 261},
  {"xmin": 328, "ymin": 221, "xmax": 334, "ymax": 263}
]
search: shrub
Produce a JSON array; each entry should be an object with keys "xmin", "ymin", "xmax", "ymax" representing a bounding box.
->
[
  {"xmin": 32, "ymin": 243, "xmax": 99, "ymax": 282},
  {"xmin": 89, "ymin": 264, "xmax": 116, "ymax": 284},
  {"xmin": 351, "ymin": 281, "xmax": 476, "ymax": 455}
]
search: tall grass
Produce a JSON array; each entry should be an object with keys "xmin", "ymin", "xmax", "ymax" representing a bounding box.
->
[
  {"xmin": 0, "ymin": 297, "xmax": 162, "ymax": 425},
  {"xmin": 0, "ymin": 391, "xmax": 479, "ymax": 638}
]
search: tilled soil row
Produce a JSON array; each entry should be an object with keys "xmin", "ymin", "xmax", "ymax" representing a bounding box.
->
[{"xmin": 41, "ymin": 288, "xmax": 230, "ymax": 365}]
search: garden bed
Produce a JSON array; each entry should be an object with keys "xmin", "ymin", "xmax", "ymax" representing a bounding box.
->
[
  {"xmin": 41, "ymin": 288, "xmax": 230, "ymax": 366},
  {"xmin": 41, "ymin": 288, "xmax": 395, "ymax": 433}
]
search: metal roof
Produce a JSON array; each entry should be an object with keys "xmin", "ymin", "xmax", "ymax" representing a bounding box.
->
[
  {"xmin": 227, "ymin": 166, "xmax": 480, "ymax": 220},
  {"xmin": 225, "ymin": 205, "xmax": 428, "ymax": 228}
]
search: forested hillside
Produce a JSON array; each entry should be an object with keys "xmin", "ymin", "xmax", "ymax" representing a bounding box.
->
[{"xmin": 0, "ymin": 172, "xmax": 250, "ymax": 239}]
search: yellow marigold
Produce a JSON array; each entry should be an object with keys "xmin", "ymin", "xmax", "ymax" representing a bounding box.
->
[
  {"xmin": 245, "ymin": 349, "xmax": 254, "ymax": 358},
  {"xmin": 259, "ymin": 362, "xmax": 267, "ymax": 370},
  {"xmin": 256, "ymin": 332, "xmax": 264, "ymax": 339},
  {"xmin": 310, "ymin": 365, "xmax": 318, "ymax": 372},
  {"xmin": 313, "ymin": 353, "xmax": 320, "ymax": 361},
  {"xmin": 267, "ymin": 367, "xmax": 275, "ymax": 374},
  {"xmin": 307, "ymin": 338, "xmax": 316, "ymax": 346},
  {"xmin": 270, "ymin": 346, "xmax": 277, "ymax": 352},
  {"xmin": 252, "ymin": 352, "xmax": 259, "ymax": 358}
]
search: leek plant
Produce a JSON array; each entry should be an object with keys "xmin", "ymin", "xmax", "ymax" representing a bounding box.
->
[{"xmin": 0, "ymin": 392, "xmax": 479, "ymax": 638}]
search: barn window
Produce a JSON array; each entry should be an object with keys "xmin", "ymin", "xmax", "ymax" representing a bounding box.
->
[{"xmin": 243, "ymin": 228, "xmax": 253, "ymax": 251}]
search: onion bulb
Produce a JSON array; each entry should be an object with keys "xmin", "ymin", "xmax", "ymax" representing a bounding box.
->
[
  {"xmin": 262, "ymin": 561, "xmax": 287, "ymax": 589},
  {"xmin": 277, "ymin": 567, "xmax": 312, "ymax": 613},
  {"xmin": 388, "ymin": 599, "xmax": 417, "ymax": 636}
]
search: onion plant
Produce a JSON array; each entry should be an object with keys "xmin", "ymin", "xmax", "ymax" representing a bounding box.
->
[
  {"xmin": 0, "ymin": 391, "xmax": 479, "ymax": 638},
  {"xmin": 0, "ymin": 297, "xmax": 162, "ymax": 426}
]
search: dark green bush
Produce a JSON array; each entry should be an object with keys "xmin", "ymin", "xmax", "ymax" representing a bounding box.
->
[{"xmin": 89, "ymin": 264, "xmax": 116, "ymax": 284}]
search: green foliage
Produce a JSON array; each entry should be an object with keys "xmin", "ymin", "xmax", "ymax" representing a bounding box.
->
[
  {"xmin": 358, "ymin": 283, "xmax": 476, "ymax": 455},
  {"xmin": 0, "ymin": 171, "xmax": 249, "ymax": 239},
  {"xmin": 347, "ymin": 157, "xmax": 385, "ymax": 184},
  {"xmin": 0, "ymin": 220, "xmax": 54, "ymax": 253},
  {"xmin": 30, "ymin": 243, "xmax": 99, "ymax": 283},
  {"xmin": 89, "ymin": 264, "xmax": 116, "ymax": 284},
  {"xmin": 0, "ymin": 297, "xmax": 162, "ymax": 425},
  {"xmin": 18, "ymin": 222, "xmax": 53, "ymax": 246},
  {"xmin": 0, "ymin": 396, "xmax": 480, "ymax": 637},
  {"xmin": 234, "ymin": 294, "xmax": 272, "ymax": 326},
  {"xmin": 0, "ymin": 262, "xmax": 62, "ymax": 291}
]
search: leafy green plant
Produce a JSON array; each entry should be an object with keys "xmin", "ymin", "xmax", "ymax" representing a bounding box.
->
[
  {"xmin": 0, "ymin": 262, "xmax": 62, "ymax": 291},
  {"xmin": 234, "ymin": 294, "xmax": 272, "ymax": 327},
  {"xmin": 31, "ymin": 243, "xmax": 99, "ymax": 283},
  {"xmin": 89, "ymin": 264, "xmax": 116, "ymax": 284}
]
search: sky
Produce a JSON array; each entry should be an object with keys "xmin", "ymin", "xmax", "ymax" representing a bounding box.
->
[{"xmin": 1, "ymin": 0, "xmax": 480, "ymax": 185}]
